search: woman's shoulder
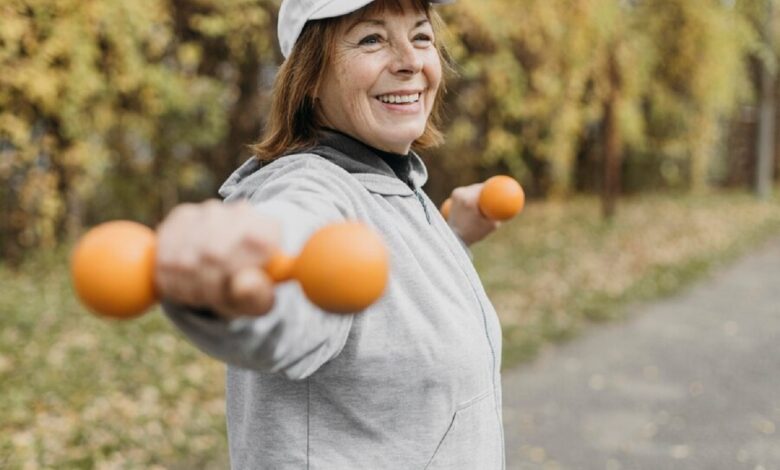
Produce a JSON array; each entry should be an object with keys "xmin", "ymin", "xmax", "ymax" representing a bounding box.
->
[
  {"xmin": 218, "ymin": 152, "xmax": 357, "ymax": 202},
  {"xmin": 263, "ymin": 151, "xmax": 353, "ymax": 176}
]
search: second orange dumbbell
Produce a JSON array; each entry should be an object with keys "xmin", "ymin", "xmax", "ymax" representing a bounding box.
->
[{"xmin": 441, "ymin": 175, "xmax": 525, "ymax": 221}]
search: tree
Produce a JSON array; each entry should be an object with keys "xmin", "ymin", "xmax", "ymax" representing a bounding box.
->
[
  {"xmin": 0, "ymin": 0, "xmax": 278, "ymax": 262},
  {"xmin": 755, "ymin": 0, "xmax": 776, "ymax": 199}
]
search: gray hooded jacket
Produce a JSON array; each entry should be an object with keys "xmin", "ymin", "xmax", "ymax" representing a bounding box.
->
[{"xmin": 163, "ymin": 131, "xmax": 505, "ymax": 469}]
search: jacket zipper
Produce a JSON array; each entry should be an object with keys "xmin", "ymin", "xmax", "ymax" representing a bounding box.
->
[
  {"xmin": 414, "ymin": 184, "xmax": 504, "ymax": 465},
  {"xmin": 412, "ymin": 186, "xmax": 498, "ymax": 378},
  {"xmin": 413, "ymin": 187, "xmax": 432, "ymax": 224}
]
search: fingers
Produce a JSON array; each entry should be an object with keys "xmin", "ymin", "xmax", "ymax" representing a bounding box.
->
[
  {"xmin": 155, "ymin": 199, "xmax": 279, "ymax": 318},
  {"xmin": 218, "ymin": 267, "xmax": 276, "ymax": 318},
  {"xmin": 156, "ymin": 202, "xmax": 205, "ymax": 305},
  {"xmin": 449, "ymin": 184, "xmax": 483, "ymax": 213},
  {"xmin": 446, "ymin": 183, "xmax": 499, "ymax": 246}
]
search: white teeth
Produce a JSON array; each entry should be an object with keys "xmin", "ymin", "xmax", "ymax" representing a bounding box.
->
[{"xmin": 377, "ymin": 93, "xmax": 421, "ymax": 104}]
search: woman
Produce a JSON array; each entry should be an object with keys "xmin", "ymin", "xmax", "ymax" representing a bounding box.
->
[{"xmin": 158, "ymin": 0, "xmax": 505, "ymax": 468}]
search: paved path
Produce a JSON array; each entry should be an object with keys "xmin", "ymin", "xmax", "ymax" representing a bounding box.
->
[{"xmin": 502, "ymin": 237, "xmax": 780, "ymax": 470}]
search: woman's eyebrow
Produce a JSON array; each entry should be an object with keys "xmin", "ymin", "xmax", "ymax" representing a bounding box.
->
[{"xmin": 346, "ymin": 17, "xmax": 430, "ymax": 34}]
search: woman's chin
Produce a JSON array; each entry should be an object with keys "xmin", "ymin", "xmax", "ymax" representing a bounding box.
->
[{"xmin": 371, "ymin": 128, "xmax": 425, "ymax": 153}]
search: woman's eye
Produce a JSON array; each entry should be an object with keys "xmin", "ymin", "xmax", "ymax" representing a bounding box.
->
[
  {"xmin": 414, "ymin": 34, "xmax": 433, "ymax": 44},
  {"xmin": 359, "ymin": 34, "xmax": 382, "ymax": 46}
]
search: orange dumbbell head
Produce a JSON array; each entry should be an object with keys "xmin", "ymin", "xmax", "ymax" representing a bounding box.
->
[
  {"xmin": 478, "ymin": 175, "xmax": 525, "ymax": 221},
  {"xmin": 294, "ymin": 222, "xmax": 389, "ymax": 314},
  {"xmin": 71, "ymin": 221, "xmax": 157, "ymax": 319},
  {"xmin": 440, "ymin": 198, "xmax": 453, "ymax": 220}
]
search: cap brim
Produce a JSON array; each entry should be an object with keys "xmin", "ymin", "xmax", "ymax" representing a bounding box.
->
[{"xmin": 310, "ymin": 0, "xmax": 453, "ymax": 21}]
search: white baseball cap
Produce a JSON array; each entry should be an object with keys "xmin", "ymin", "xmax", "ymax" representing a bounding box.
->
[{"xmin": 278, "ymin": 0, "xmax": 453, "ymax": 59}]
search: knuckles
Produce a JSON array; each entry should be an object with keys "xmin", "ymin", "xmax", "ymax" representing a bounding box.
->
[
  {"xmin": 155, "ymin": 200, "xmax": 279, "ymax": 305},
  {"xmin": 450, "ymin": 184, "xmax": 481, "ymax": 206},
  {"xmin": 450, "ymin": 187, "xmax": 469, "ymax": 201},
  {"xmin": 166, "ymin": 202, "xmax": 200, "ymax": 223}
]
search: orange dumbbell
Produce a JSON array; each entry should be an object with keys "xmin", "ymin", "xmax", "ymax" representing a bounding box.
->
[
  {"xmin": 70, "ymin": 220, "xmax": 389, "ymax": 319},
  {"xmin": 440, "ymin": 175, "xmax": 525, "ymax": 221}
]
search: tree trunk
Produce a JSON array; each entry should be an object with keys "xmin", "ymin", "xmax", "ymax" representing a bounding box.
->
[
  {"xmin": 756, "ymin": 0, "xmax": 776, "ymax": 200},
  {"xmin": 602, "ymin": 47, "xmax": 623, "ymax": 220}
]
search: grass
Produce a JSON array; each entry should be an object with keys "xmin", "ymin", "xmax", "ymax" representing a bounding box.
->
[
  {"xmin": 0, "ymin": 250, "xmax": 228, "ymax": 469},
  {"xmin": 2, "ymin": 189, "xmax": 780, "ymax": 468}
]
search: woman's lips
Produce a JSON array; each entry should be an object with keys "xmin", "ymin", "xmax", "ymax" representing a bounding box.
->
[
  {"xmin": 375, "ymin": 92, "xmax": 422, "ymax": 104},
  {"xmin": 373, "ymin": 90, "xmax": 425, "ymax": 114}
]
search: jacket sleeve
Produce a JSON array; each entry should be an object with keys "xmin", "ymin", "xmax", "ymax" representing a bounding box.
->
[{"xmin": 162, "ymin": 158, "xmax": 356, "ymax": 380}]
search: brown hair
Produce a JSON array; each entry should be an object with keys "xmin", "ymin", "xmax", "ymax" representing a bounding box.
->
[{"xmin": 251, "ymin": 0, "xmax": 449, "ymax": 160}]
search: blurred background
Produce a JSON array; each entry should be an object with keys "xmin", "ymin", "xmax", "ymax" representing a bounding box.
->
[
  {"xmin": 3, "ymin": 0, "xmax": 780, "ymax": 260},
  {"xmin": 2, "ymin": 0, "xmax": 780, "ymax": 468}
]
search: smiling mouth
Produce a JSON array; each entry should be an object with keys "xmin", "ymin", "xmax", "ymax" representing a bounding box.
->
[{"xmin": 376, "ymin": 92, "xmax": 422, "ymax": 105}]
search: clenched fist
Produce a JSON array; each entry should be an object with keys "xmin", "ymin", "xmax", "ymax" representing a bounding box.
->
[
  {"xmin": 445, "ymin": 184, "xmax": 501, "ymax": 246},
  {"xmin": 155, "ymin": 200, "xmax": 281, "ymax": 318}
]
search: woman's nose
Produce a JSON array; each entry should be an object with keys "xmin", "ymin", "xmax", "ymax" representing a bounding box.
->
[{"xmin": 390, "ymin": 40, "xmax": 423, "ymax": 76}]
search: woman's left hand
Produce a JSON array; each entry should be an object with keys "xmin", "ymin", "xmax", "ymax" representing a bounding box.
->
[{"xmin": 445, "ymin": 184, "xmax": 501, "ymax": 246}]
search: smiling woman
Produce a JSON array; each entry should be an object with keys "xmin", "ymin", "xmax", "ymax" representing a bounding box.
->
[
  {"xmin": 156, "ymin": 0, "xmax": 507, "ymax": 468},
  {"xmin": 253, "ymin": 0, "xmax": 448, "ymax": 159},
  {"xmin": 317, "ymin": 7, "xmax": 442, "ymax": 154}
]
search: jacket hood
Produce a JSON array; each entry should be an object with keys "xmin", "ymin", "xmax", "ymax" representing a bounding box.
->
[{"xmin": 219, "ymin": 130, "xmax": 429, "ymax": 199}]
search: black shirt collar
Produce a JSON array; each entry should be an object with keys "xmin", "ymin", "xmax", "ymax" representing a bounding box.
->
[{"xmin": 313, "ymin": 128, "xmax": 417, "ymax": 187}]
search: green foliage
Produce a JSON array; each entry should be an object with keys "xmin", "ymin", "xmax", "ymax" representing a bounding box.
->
[
  {"xmin": 638, "ymin": 0, "xmax": 756, "ymax": 191},
  {"xmin": 0, "ymin": 0, "xmax": 777, "ymax": 257},
  {"xmin": 0, "ymin": 0, "xmax": 278, "ymax": 261},
  {"xmin": 436, "ymin": 0, "xmax": 759, "ymax": 196}
]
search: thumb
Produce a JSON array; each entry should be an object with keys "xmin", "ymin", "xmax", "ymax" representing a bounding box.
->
[{"xmin": 222, "ymin": 267, "xmax": 275, "ymax": 317}]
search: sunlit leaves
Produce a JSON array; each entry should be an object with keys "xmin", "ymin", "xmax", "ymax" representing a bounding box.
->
[
  {"xmin": 0, "ymin": 0, "xmax": 277, "ymax": 260},
  {"xmin": 435, "ymin": 0, "xmax": 763, "ymax": 196},
  {"xmin": 1, "ymin": 0, "xmax": 776, "ymax": 258}
]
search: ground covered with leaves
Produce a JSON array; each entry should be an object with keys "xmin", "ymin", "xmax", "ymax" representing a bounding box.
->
[{"xmin": 2, "ymin": 191, "xmax": 780, "ymax": 468}]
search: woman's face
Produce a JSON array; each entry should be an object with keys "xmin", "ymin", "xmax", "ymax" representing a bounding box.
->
[{"xmin": 317, "ymin": 1, "xmax": 442, "ymax": 155}]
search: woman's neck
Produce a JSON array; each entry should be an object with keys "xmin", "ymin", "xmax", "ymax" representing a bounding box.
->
[{"xmin": 320, "ymin": 127, "xmax": 411, "ymax": 158}]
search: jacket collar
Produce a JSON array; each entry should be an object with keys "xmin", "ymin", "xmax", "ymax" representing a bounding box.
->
[
  {"xmin": 219, "ymin": 130, "xmax": 429, "ymax": 199},
  {"xmin": 308, "ymin": 129, "xmax": 429, "ymax": 190}
]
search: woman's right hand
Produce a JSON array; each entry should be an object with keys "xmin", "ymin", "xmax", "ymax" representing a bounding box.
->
[
  {"xmin": 445, "ymin": 184, "xmax": 501, "ymax": 246},
  {"xmin": 155, "ymin": 199, "xmax": 281, "ymax": 319}
]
